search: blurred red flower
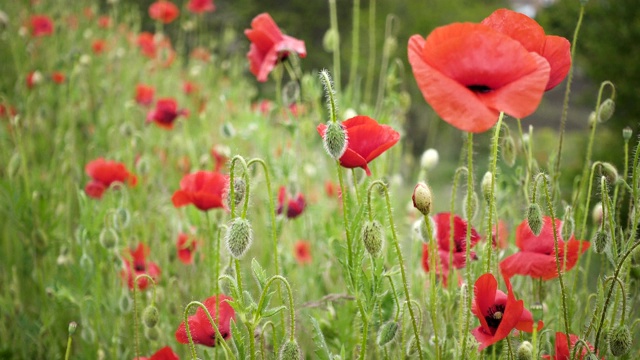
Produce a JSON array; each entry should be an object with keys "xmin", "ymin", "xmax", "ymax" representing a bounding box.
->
[
  {"xmin": 97, "ymin": 15, "xmax": 112, "ymax": 29},
  {"xmin": 26, "ymin": 71, "xmax": 42, "ymax": 89},
  {"xmin": 30, "ymin": 15, "xmax": 54, "ymax": 37},
  {"xmin": 172, "ymin": 171, "xmax": 229, "ymax": 211},
  {"xmin": 137, "ymin": 32, "xmax": 157, "ymax": 58},
  {"xmin": 182, "ymin": 81, "xmax": 199, "ymax": 95},
  {"xmin": 491, "ymin": 220, "xmax": 509, "ymax": 249},
  {"xmin": 190, "ymin": 47, "xmax": 211, "ymax": 62},
  {"xmin": 135, "ymin": 346, "xmax": 180, "ymax": 360},
  {"xmin": 135, "ymin": 84, "xmax": 155, "ymax": 106},
  {"xmin": 84, "ymin": 158, "xmax": 137, "ymax": 199},
  {"xmin": 499, "ymin": 217, "xmax": 590, "ymax": 280},
  {"xmin": 542, "ymin": 332, "xmax": 597, "ymax": 360},
  {"xmin": 146, "ymin": 98, "xmax": 188, "ymax": 129},
  {"xmin": 481, "ymin": 9, "xmax": 571, "ymax": 91},
  {"xmin": 188, "ymin": 0, "xmax": 215, "ymax": 14},
  {"xmin": 51, "ymin": 72, "xmax": 65, "ymax": 84},
  {"xmin": 277, "ymin": 186, "xmax": 306, "ymax": 219},
  {"xmin": 120, "ymin": 243, "xmax": 161, "ymax": 291},
  {"xmin": 0, "ymin": 104, "xmax": 17, "ymax": 119},
  {"xmin": 92, "ymin": 39, "xmax": 107, "ymax": 54},
  {"xmin": 210, "ymin": 145, "xmax": 229, "ymax": 172},
  {"xmin": 149, "ymin": 1, "xmax": 180, "ymax": 24},
  {"xmin": 294, "ymin": 240, "xmax": 312, "ymax": 265},
  {"xmin": 317, "ymin": 116, "xmax": 400, "ymax": 176},
  {"xmin": 175, "ymin": 294, "xmax": 235, "ymax": 347},
  {"xmin": 176, "ymin": 233, "xmax": 198, "ymax": 265},
  {"xmin": 408, "ymin": 23, "xmax": 550, "ymax": 133},
  {"xmin": 244, "ymin": 13, "xmax": 307, "ymax": 82},
  {"xmin": 471, "ymin": 273, "xmax": 542, "ymax": 350}
]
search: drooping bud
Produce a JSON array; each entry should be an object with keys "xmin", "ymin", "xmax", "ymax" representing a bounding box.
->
[
  {"xmin": 279, "ymin": 339, "xmax": 302, "ymax": 360},
  {"xmin": 377, "ymin": 321, "xmax": 399, "ymax": 346},
  {"xmin": 593, "ymin": 230, "xmax": 609, "ymax": 254},
  {"xmin": 561, "ymin": 207, "xmax": 575, "ymax": 240},
  {"xmin": 119, "ymin": 293, "xmax": 132, "ymax": 313},
  {"xmin": 412, "ymin": 182, "xmax": 432, "ymax": 216},
  {"xmin": 526, "ymin": 203, "xmax": 543, "ymax": 235},
  {"xmin": 405, "ymin": 336, "xmax": 418, "ymax": 357},
  {"xmin": 144, "ymin": 326, "xmax": 160, "ymax": 341},
  {"xmin": 600, "ymin": 163, "xmax": 618, "ymax": 184},
  {"xmin": 501, "ymin": 135, "xmax": 517, "ymax": 167},
  {"xmin": 597, "ymin": 98, "xmax": 615, "ymax": 123},
  {"xmin": 588, "ymin": 111, "xmax": 597, "ymax": 126},
  {"xmin": 322, "ymin": 121, "xmax": 348, "ymax": 160},
  {"xmin": 608, "ymin": 325, "xmax": 632, "ymax": 356},
  {"xmin": 226, "ymin": 178, "xmax": 246, "ymax": 209},
  {"xmin": 362, "ymin": 220, "xmax": 383, "ymax": 257},
  {"xmin": 225, "ymin": 218, "xmax": 253, "ymax": 258},
  {"xmin": 142, "ymin": 305, "xmax": 159, "ymax": 328},
  {"xmin": 383, "ymin": 37, "xmax": 398, "ymax": 57},
  {"xmin": 592, "ymin": 202, "xmax": 604, "ymax": 224},
  {"xmin": 463, "ymin": 191, "xmax": 479, "ymax": 221},
  {"xmin": 623, "ymin": 127, "xmax": 633, "ymax": 141},
  {"xmin": 420, "ymin": 149, "xmax": 439, "ymax": 170},
  {"xmin": 516, "ymin": 341, "xmax": 533, "ymax": 360},
  {"xmin": 221, "ymin": 122, "xmax": 235, "ymax": 138},
  {"xmin": 481, "ymin": 172, "xmax": 493, "ymax": 204},
  {"xmin": 99, "ymin": 227, "xmax": 119, "ymax": 249}
]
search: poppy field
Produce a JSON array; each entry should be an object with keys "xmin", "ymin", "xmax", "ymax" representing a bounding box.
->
[{"xmin": 1, "ymin": 0, "xmax": 639, "ymax": 359}]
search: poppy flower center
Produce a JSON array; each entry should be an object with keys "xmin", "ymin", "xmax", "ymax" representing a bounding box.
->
[
  {"xmin": 485, "ymin": 304, "xmax": 506, "ymax": 329},
  {"xmin": 134, "ymin": 262, "xmax": 146, "ymax": 271},
  {"xmin": 467, "ymin": 84, "xmax": 492, "ymax": 94}
]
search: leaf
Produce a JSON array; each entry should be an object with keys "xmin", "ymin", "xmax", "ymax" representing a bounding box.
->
[
  {"xmin": 309, "ymin": 316, "xmax": 332, "ymax": 360},
  {"xmin": 230, "ymin": 319, "xmax": 245, "ymax": 359},
  {"xmin": 261, "ymin": 305, "xmax": 286, "ymax": 318},
  {"xmin": 251, "ymin": 258, "xmax": 267, "ymax": 291}
]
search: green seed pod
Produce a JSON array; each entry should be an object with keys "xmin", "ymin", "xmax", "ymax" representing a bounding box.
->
[
  {"xmin": 501, "ymin": 135, "xmax": 517, "ymax": 167},
  {"xmin": 377, "ymin": 321, "xmax": 399, "ymax": 346},
  {"xmin": 225, "ymin": 218, "xmax": 253, "ymax": 259},
  {"xmin": 144, "ymin": 326, "xmax": 160, "ymax": 341},
  {"xmin": 526, "ymin": 203, "xmax": 543, "ymax": 236},
  {"xmin": 516, "ymin": 341, "xmax": 533, "ymax": 360},
  {"xmin": 279, "ymin": 339, "xmax": 302, "ymax": 360},
  {"xmin": 362, "ymin": 220, "xmax": 383, "ymax": 257},
  {"xmin": 623, "ymin": 127, "xmax": 633, "ymax": 141},
  {"xmin": 597, "ymin": 98, "xmax": 615, "ymax": 123},
  {"xmin": 322, "ymin": 121, "xmax": 348, "ymax": 160},
  {"xmin": 608, "ymin": 325, "xmax": 632, "ymax": 356},
  {"xmin": 593, "ymin": 230, "xmax": 609, "ymax": 254},
  {"xmin": 412, "ymin": 182, "xmax": 432, "ymax": 216},
  {"xmin": 142, "ymin": 305, "xmax": 159, "ymax": 328}
]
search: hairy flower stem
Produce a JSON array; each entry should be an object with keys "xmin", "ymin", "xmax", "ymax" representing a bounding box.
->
[
  {"xmin": 348, "ymin": 0, "xmax": 360, "ymax": 99},
  {"xmin": 257, "ymin": 276, "xmax": 296, "ymax": 341},
  {"xmin": 460, "ymin": 132, "xmax": 474, "ymax": 358},
  {"xmin": 183, "ymin": 301, "xmax": 235, "ymax": 360},
  {"xmin": 132, "ymin": 274, "xmax": 157, "ymax": 360},
  {"xmin": 206, "ymin": 213, "xmax": 221, "ymax": 360},
  {"xmin": 450, "ymin": 166, "xmax": 469, "ymax": 294},
  {"xmin": 229, "ymin": 155, "xmax": 250, "ymax": 219},
  {"xmin": 423, "ymin": 214, "xmax": 441, "ymax": 360},
  {"xmin": 364, "ymin": 0, "xmax": 376, "ymax": 104},
  {"xmin": 516, "ymin": 120, "xmax": 534, "ymax": 205},
  {"xmin": 327, "ymin": 0, "xmax": 341, "ymax": 94},
  {"xmin": 505, "ymin": 337, "xmax": 515, "ymax": 360},
  {"xmin": 336, "ymin": 162, "xmax": 354, "ymax": 275},
  {"xmin": 485, "ymin": 113, "xmax": 504, "ymax": 272},
  {"xmin": 368, "ymin": 180, "xmax": 424, "ymax": 359}
]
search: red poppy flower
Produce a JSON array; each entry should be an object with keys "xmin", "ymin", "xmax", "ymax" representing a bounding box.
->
[
  {"xmin": 277, "ymin": 186, "xmax": 306, "ymax": 219},
  {"xmin": 146, "ymin": 98, "xmax": 188, "ymax": 129},
  {"xmin": 188, "ymin": 0, "xmax": 215, "ymax": 14},
  {"xmin": 0, "ymin": 104, "xmax": 17, "ymax": 119},
  {"xmin": 176, "ymin": 233, "xmax": 198, "ymax": 265},
  {"xmin": 244, "ymin": 13, "xmax": 307, "ymax": 82},
  {"xmin": 30, "ymin": 15, "xmax": 54, "ymax": 37},
  {"xmin": 471, "ymin": 273, "xmax": 542, "ymax": 350},
  {"xmin": 120, "ymin": 243, "xmax": 161, "ymax": 291},
  {"xmin": 542, "ymin": 332, "xmax": 597, "ymax": 360},
  {"xmin": 421, "ymin": 212, "xmax": 481, "ymax": 283},
  {"xmin": 51, "ymin": 72, "xmax": 65, "ymax": 84},
  {"xmin": 149, "ymin": 1, "xmax": 180, "ymax": 24},
  {"xmin": 84, "ymin": 158, "xmax": 138, "ymax": 199},
  {"xmin": 135, "ymin": 84, "xmax": 155, "ymax": 106},
  {"xmin": 190, "ymin": 47, "xmax": 211, "ymax": 62},
  {"xmin": 183, "ymin": 81, "xmax": 198, "ymax": 95},
  {"xmin": 499, "ymin": 217, "xmax": 590, "ymax": 280},
  {"xmin": 294, "ymin": 240, "xmax": 312, "ymax": 265},
  {"xmin": 26, "ymin": 71, "xmax": 43, "ymax": 89},
  {"xmin": 172, "ymin": 171, "xmax": 229, "ymax": 211},
  {"xmin": 175, "ymin": 294, "xmax": 235, "ymax": 347},
  {"xmin": 481, "ymin": 9, "xmax": 571, "ymax": 91},
  {"xmin": 92, "ymin": 39, "xmax": 107, "ymax": 54},
  {"xmin": 316, "ymin": 116, "xmax": 400, "ymax": 176},
  {"xmin": 210, "ymin": 145, "xmax": 229, "ymax": 172},
  {"xmin": 492, "ymin": 220, "xmax": 509, "ymax": 249},
  {"xmin": 97, "ymin": 15, "xmax": 112, "ymax": 29},
  {"xmin": 408, "ymin": 23, "xmax": 550, "ymax": 133},
  {"xmin": 137, "ymin": 32, "xmax": 157, "ymax": 58},
  {"xmin": 135, "ymin": 346, "xmax": 180, "ymax": 360}
]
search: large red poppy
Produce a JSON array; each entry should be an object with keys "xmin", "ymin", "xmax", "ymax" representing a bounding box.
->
[
  {"xmin": 244, "ymin": 13, "xmax": 307, "ymax": 82},
  {"xmin": 481, "ymin": 9, "xmax": 571, "ymax": 91},
  {"xmin": 277, "ymin": 186, "xmax": 306, "ymax": 219},
  {"xmin": 408, "ymin": 23, "xmax": 550, "ymax": 133},
  {"xmin": 120, "ymin": 243, "xmax": 161, "ymax": 291},
  {"xmin": 135, "ymin": 346, "xmax": 180, "ymax": 360},
  {"xmin": 542, "ymin": 332, "xmax": 597, "ymax": 360},
  {"xmin": 187, "ymin": 0, "xmax": 215, "ymax": 14},
  {"xmin": 176, "ymin": 233, "xmax": 198, "ymax": 265},
  {"xmin": 146, "ymin": 98, "xmax": 188, "ymax": 129},
  {"xmin": 30, "ymin": 15, "xmax": 54, "ymax": 37},
  {"xmin": 85, "ymin": 158, "xmax": 137, "ymax": 199},
  {"xmin": 471, "ymin": 273, "xmax": 542, "ymax": 350},
  {"xmin": 316, "ymin": 116, "xmax": 400, "ymax": 176},
  {"xmin": 149, "ymin": 1, "xmax": 180, "ymax": 24},
  {"xmin": 175, "ymin": 294, "xmax": 235, "ymax": 347},
  {"xmin": 172, "ymin": 171, "xmax": 229, "ymax": 211},
  {"xmin": 500, "ymin": 217, "xmax": 590, "ymax": 280}
]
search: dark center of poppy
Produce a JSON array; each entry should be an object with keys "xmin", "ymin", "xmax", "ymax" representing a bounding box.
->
[
  {"xmin": 467, "ymin": 85, "xmax": 492, "ymax": 94},
  {"xmin": 134, "ymin": 262, "xmax": 146, "ymax": 271},
  {"xmin": 485, "ymin": 304, "xmax": 506, "ymax": 329}
]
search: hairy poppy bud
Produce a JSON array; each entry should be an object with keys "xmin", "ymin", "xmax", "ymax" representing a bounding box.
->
[
  {"xmin": 593, "ymin": 230, "xmax": 609, "ymax": 254},
  {"xmin": 623, "ymin": 127, "xmax": 633, "ymax": 141},
  {"xmin": 406, "ymin": 336, "xmax": 418, "ymax": 356},
  {"xmin": 481, "ymin": 172, "xmax": 493, "ymax": 204},
  {"xmin": 322, "ymin": 121, "xmax": 348, "ymax": 160},
  {"xmin": 383, "ymin": 37, "xmax": 397, "ymax": 57},
  {"xmin": 99, "ymin": 228, "xmax": 119, "ymax": 249},
  {"xmin": 592, "ymin": 202, "xmax": 603, "ymax": 224},
  {"xmin": 516, "ymin": 341, "xmax": 533, "ymax": 360},
  {"xmin": 279, "ymin": 339, "xmax": 302, "ymax": 360},
  {"xmin": 322, "ymin": 29, "xmax": 339, "ymax": 53},
  {"xmin": 588, "ymin": 111, "xmax": 597, "ymax": 126},
  {"xmin": 501, "ymin": 135, "xmax": 517, "ymax": 167},
  {"xmin": 600, "ymin": 163, "xmax": 618, "ymax": 184},
  {"xmin": 598, "ymin": 98, "xmax": 615, "ymax": 123},
  {"xmin": 225, "ymin": 218, "xmax": 253, "ymax": 258},
  {"xmin": 119, "ymin": 293, "xmax": 132, "ymax": 313},
  {"xmin": 226, "ymin": 178, "xmax": 246, "ymax": 209},
  {"xmin": 142, "ymin": 305, "xmax": 159, "ymax": 328},
  {"xmin": 68, "ymin": 321, "xmax": 78, "ymax": 335},
  {"xmin": 608, "ymin": 325, "xmax": 632, "ymax": 356},
  {"xmin": 362, "ymin": 220, "xmax": 383, "ymax": 257},
  {"xmin": 561, "ymin": 208, "xmax": 575, "ymax": 241},
  {"xmin": 144, "ymin": 326, "xmax": 160, "ymax": 341},
  {"xmin": 377, "ymin": 321, "xmax": 399, "ymax": 346},
  {"xmin": 526, "ymin": 203, "xmax": 543, "ymax": 235},
  {"xmin": 420, "ymin": 149, "xmax": 439, "ymax": 170},
  {"xmin": 412, "ymin": 182, "xmax": 432, "ymax": 216},
  {"xmin": 463, "ymin": 191, "xmax": 479, "ymax": 221}
]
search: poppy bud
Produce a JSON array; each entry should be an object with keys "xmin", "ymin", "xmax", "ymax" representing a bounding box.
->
[
  {"xmin": 282, "ymin": 80, "xmax": 301, "ymax": 107},
  {"xmin": 225, "ymin": 218, "xmax": 253, "ymax": 258},
  {"xmin": 420, "ymin": 149, "xmax": 439, "ymax": 170},
  {"xmin": 119, "ymin": 293, "xmax": 132, "ymax": 313},
  {"xmin": 592, "ymin": 202, "xmax": 603, "ymax": 224},
  {"xmin": 142, "ymin": 305, "xmax": 159, "ymax": 328},
  {"xmin": 588, "ymin": 111, "xmax": 597, "ymax": 126},
  {"xmin": 377, "ymin": 321, "xmax": 399, "ymax": 346},
  {"xmin": 301, "ymin": 73, "xmax": 321, "ymax": 103},
  {"xmin": 412, "ymin": 182, "xmax": 432, "ymax": 216},
  {"xmin": 600, "ymin": 163, "xmax": 618, "ymax": 184},
  {"xmin": 383, "ymin": 37, "xmax": 397, "ymax": 57},
  {"xmin": 608, "ymin": 325, "xmax": 632, "ymax": 356},
  {"xmin": 68, "ymin": 321, "xmax": 78, "ymax": 335},
  {"xmin": 526, "ymin": 203, "xmax": 543, "ymax": 236},
  {"xmin": 322, "ymin": 121, "xmax": 348, "ymax": 160},
  {"xmin": 561, "ymin": 208, "xmax": 575, "ymax": 241},
  {"xmin": 593, "ymin": 230, "xmax": 609, "ymax": 254},
  {"xmin": 516, "ymin": 341, "xmax": 533, "ymax": 360},
  {"xmin": 226, "ymin": 178, "xmax": 246, "ymax": 209},
  {"xmin": 501, "ymin": 135, "xmax": 517, "ymax": 167},
  {"xmin": 463, "ymin": 191, "xmax": 479, "ymax": 221},
  {"xmin": 362, "ymin": 220, "xmax": 383, "ymax": 257},
  {"xmin": 221, "ymin": 122, "xmax": 235, "ymax": 138},
  {"xmin": 144, "ymin": 326, "xmax": 160, "ymax": 341},
  {"xmin": 406, "ymin": 336, "xmax": 418, "ymax": 356},
  {"xmin": 99, "ymin": 228, "xmax": 118, "ymax": 249},
  {"xmin": 322, "ymin": 29, "xmax": 339, "ymax": 53},
  {"xmin": 481, "ymin": 172, "xmax": 493, "ymax": 204},
  {"xmin": 597, "ymin": 98, "xmax": 615, "ymax": 123},
  {"xmin": 623, "ymin": 127, "xmax": 633, "ymax": 141},
  {"xmin": 279, "ymin": 339, "xmax": 302, "ymax": 360},
  {"xmin": 79, "ymin": 253, "xmax": 94, "ymax": 273}
]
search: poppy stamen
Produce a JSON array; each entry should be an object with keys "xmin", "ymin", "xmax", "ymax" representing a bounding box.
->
[{"xmin": 467, "ymin": 84, "xmax": 492, "ymax": 93}]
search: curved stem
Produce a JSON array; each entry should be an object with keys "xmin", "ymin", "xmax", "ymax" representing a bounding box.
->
[
  {"xmin": 229, "ymin": 155, "xmax": 249, "ymax": 219},
  {"xmin": 570, "ymin": 338, "xmax": 594, "ymax": 360},
  {"xmin": 384, "ymin": 274, "xmax": 401, "ymax": 322},
  {"xmin": 182, "ymin": 301, "xmax": 235, "ymax": 359},
  {"xmin": 485, "ymin": 113, "xmax": 504, "ymax": 272},
  {"xmin": 133, "ymin": 274, "xmax": 157, "ymax": 360},
  {"xmin": 256, "ymin": 275, "xmax": 296, "ymax": 341},
  {"xmin": 602, "ymin": 275, "xmax": 627, "ymax": 325}
]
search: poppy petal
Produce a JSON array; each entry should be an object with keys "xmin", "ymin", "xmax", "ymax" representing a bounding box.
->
[
  {"xmin": 172, "ymin": 190, "xmax": 191, "ymax": 207},
  {"xmin": 480, "ymin": 9, "xmax": 546, "ymax": 53},
  {"xmin": 473, "ymin": 273, "xmax": 498, "ymax": 331},
  {"xmin": 542, "ymin": 35, "xmax": 572, "ymax": 90},
  {"xmin": 500, "ymin": 251, "xmax": 558, "ymax": 280}
]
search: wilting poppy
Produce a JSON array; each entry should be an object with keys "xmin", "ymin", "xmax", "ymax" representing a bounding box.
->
[
  {"xmin": 175, "ymin": 294, "xmax": 235, "ymax": 347},
  {"xmin": 172, "ymin": 171, "xmax": 229, "ymax": 211},
  {"xmin": 244, "ymin": 13, "xmax": 307, "ymax": 82},
  {"xmin": 277, "ymin": 186, "xmax": 306, "ymax": 219},
  {"xmin": 316, "ymin": 116, "xmax": 400, "ymax": 176},
  {"xmin": 51, "ymin": 72, "xmax": 65, "ymax": 84},
  {"xmin": 146, "ymin": 98, "xmax": 188, "ymax": 129},
  {"xmin": 135, "ymin": 346, "xmax": 180, "ymax": 360},
  {"xmin": 149, "ymin": 1, "xmax": 179, "ymax": 24},
  {"xmin": 294, "ymin": 240, "xmax": 312, "ymax": 265},
  {"xmin": 542, "ymin": 332, "xmax": 597, "ymax": 360},
  {"xmin": 135, "ymin": 84, "xmax": 155, "ymax": 106},
  {"xmin": 408, "ymin": 23, "xmax": 550, "ymax": 133},
  {"xmin": 481, "ymin": 9, "xmax": 571, "ymax": 91},
  {"xmin": 188, "ymin": 0, "xmax": 215, "ymax": 14},
  {"xmin": 499, "ymin": 217, "xmax": 590, "ymax": 280},
  {"xmin": 30, "ymin": 15, "xmax": 54, "ymax": 37},
  {"xmin": 84, "ymin": 158, "xmax": 137, "ymax": 199},
  {"xmin": 176, "ymin": 233, "xmax": 198, "ymax": 265},
  {"xmin": 120, "ymin": 243, "xmax": 161, "ymax": 291},
  {"xmin": 471, "ymin": 273, "xmax": 542, "ymax": 350},
  {"xmin": 421, "ymin": 212, "xmax": 481, "ymax": 283}
]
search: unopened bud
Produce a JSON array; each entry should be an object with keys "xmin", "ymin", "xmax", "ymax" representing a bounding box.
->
[
  {"xmin": 592, "ymin": 202, "xmax": 603, "ymax": 224},
  {"xmin": 279, "ymin": 339, "xmax": 302, "ymax": 360},
  {"xmin": 588, "ymin": 111, "xmax": 597, "ymax": 126},
  {"xmin": 516, "ymin": 341, "xmax": 533, "ymax": 360},
  {"xmin": 383, "ymin": 37, "xmax": 397, "ymax": 57},
  {"xmin": 225, "ymin": 218, "xmax": 253, "ymax": 258},
  {"xmin": 481, "ymin": 172, "xmax": 493, "ymax": 204},
  {"xmin": 144, "ymin": 326, "xmax": 160, "ymax": 341},
  {"xmin": 406, "ymin": 336, "xmax": 418, "ymax": 356},
  {"xmin": 322, "ymin": 29, "xmax": 339, "ymax": 53},
  {"xmin": 600, "ymin": 163, "xmax": 618, "ymax": 184},
  {"xmin": 68, "ymin": 321, "xmax": 78, "ymax": 335},
  {"xmin": 226, "ymin": 178, "xmax": 246, "ymax": 209},
  {"xmin": 593, "ymin": 230, "xmax": 609, "ymax": 254},
  {"xmin": 221, "ymin": 122, "xmax": 235, "ymax": 138},
  {"xmin": 412, "ymin": 182, "xmax": 432, "ymax": 216},
  {"xmin": 608, "ymin": 325, "xmax": 632, "ymax": 356},
  {"xmin": 597, "ymin": 98, "xmax": 615, "ymax": 122},
  {"xmin": 501, "ymin": 135, "xmax": 517, "ymax": 167},
  {"xmin": 322, "ymin": 121, "xmax": 348, "ymax": 160},
  {"xmin": 99, "ymin": 228, "xmax": 119, "ymax": 249},
  {"xmin": 420, "ymin": 149, "xmax": 439, "ymax": 170},
  {"xmin": 377, "ymin": 321, "xmax": 399, "ymax": 346},
  {"xmin": 119, "ymin": 293, "xmax": 132, "ymax": 313},
  {"xmin": 142, "ymin": 305, "xmax": 159, "ymax": 328},
  {"xmin": 463, "ymin": 191, "xmax": 479, "ymax": 221},
  {"xmin": 623, "ymin": 127, "xmax": 633, "ymax": 141},
  {"xmin": 362, "ymin": 220, "xmax": 383, "ymax": 257},
  {"xmin": 526, "ymin": 203, "xmax": 543, "ymax": 235},
  {"xmin": 561, "ymin": 208, "xmax": 575, "ymax": 240}
]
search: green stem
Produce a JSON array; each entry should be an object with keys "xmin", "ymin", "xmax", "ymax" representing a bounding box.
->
[
  {"xmin": 336, "ymin": 162, "xmax": 354, "ymax": 275},
  {"xmin": 602, "ymin": 276, "xmax": 627, "ymax": 325},
  {"xmin": 328, "ymin": 0, "xmax": 341, "ymax": 94},
  {"xmin": 460, "ymin": 132, "xmax": 474, "ymax": 358},
  {"xmin": 423, "ymin": 214, "xmax": 440, "ymax": 360},
  {"xmin": 505, "ymin": 337, "xmax": 515, "ymax": 360},
  {"xmin": 256, "ymin": 275, "xmax": 296, "ymax": 341},
  {"xmin": 348, "ymin": 0, "xmax": 360, "ymax": 99},
  {"xmin": 132, "ymin": 274, "xmax": 157, "ymax": 360},
  {"xmin": 364, "ymin": 0, "xmax": 376, "ymax": 105},
  {"xmin": 449, "ymin": 166, "xmax": 468, "ymax": 294},
  {"xmin": 384, "ymin": 275, "xmax": 401, "ymax": 322},
  {"xmin": 229, "ymin": 155, "xmax": 249, "ymax": 218},
  {"xmin": 374, "ymin": 15, "xmax": 396, "ymax": 117},
  {"xmin": 485, "ymin": 113, "xmax": 504, "ymax": 272},
  {"xmin": 182, "ymin": 301, "xmax": 236, "ymax": 359}
]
